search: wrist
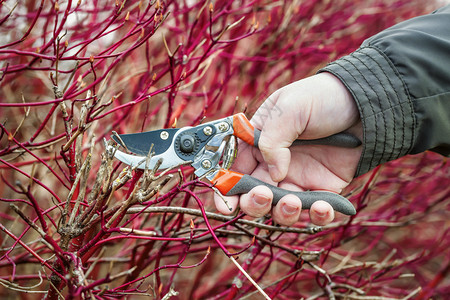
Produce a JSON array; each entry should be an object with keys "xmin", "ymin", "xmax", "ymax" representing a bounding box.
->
[{"xmin": 323, "ymin": 72, "xmax": 363, "ymax": 140}]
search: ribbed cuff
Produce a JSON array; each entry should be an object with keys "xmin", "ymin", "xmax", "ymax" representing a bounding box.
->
[{"xmin": 319, "ymin": 46, "xmax": 416, "ymax": 176}]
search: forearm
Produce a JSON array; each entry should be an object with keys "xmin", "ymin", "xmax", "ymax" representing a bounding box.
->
[{"xmin": 319, "ymin": 5, "xmax": 450, "ymax": 176}]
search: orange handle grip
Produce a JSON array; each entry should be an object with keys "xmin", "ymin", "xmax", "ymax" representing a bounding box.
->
[
  {"xmin": 232, "ymin": 113, "xmax": 256, "ymax": 146},
  {"xmin": 211, "ymin": 169, "xmax": 244, "ymax": 195}
]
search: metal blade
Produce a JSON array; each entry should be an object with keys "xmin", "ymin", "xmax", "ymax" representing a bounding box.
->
[
  {"xmin": 112, "ymin": 128, "xmax": 180, "ymax": 156},
  {"xmin": 111, "ymin": 146, "xmax": 187, "ymax": 170}
]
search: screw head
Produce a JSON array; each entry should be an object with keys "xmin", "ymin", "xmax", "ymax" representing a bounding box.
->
[
  {"xmin": 160, "ymin": 131, "xmax": 169, "ymax": 140},
  {"xmin": 201, "ymin": 159, "xmax": 212, "ymax": 169},
  {"xmin": 203, "ymin": 126, "xmax": 213, "ymax": 136},
  {"xmin": 218, "ymin": 122, "xmax": 229, "ymax": 132}
]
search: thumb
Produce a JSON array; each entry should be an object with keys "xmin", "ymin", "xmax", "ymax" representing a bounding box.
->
[
  {"xmin": 258, "ymin": 135, "xmax": 291, "ymax": 182},
  {"xmin": 255, "ymin": 113, "xmax": 297, "ymax": 182},
  {"xmin": 251, "ymin": 86, "xmax": 309, "ymax": 183}
]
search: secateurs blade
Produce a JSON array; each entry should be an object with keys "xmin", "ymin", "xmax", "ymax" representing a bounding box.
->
[{"xmin": 109, "ymin": 113, "xmax": 361, "ymax": 215}]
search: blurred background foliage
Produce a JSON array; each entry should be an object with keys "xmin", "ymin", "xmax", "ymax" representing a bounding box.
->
[{"xmin": 0, "ymin": 0, "xmax": 448, "ymax": 299}]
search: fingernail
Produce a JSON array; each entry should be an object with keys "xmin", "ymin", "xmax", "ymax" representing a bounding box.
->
[
  {"xmin": 282, "ymin": 203, "xmax": 299, "ymax": 215},
  {"xmin": 315, "ymin": 210, "xmax": 328, "ymax": 218},
  {"xmin": 252, "ymin": 194, "xmax": 271, "ymax": 206}
]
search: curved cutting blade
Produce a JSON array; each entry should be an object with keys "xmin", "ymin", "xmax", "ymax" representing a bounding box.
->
[{"xmin": 110, "ymin": 145, "xmax": 187, "ymax": 170}]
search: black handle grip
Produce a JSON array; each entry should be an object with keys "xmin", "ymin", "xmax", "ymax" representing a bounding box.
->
[
  {"xmin": 225, "ymin": 174, "xmax": 356, "ymax": 215},
  {"xmin": 253, "ymin": 129, "xmax": 361, "ymax": 148}
]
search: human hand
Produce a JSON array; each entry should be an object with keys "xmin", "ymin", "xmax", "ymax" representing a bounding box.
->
[{"xmin": 214, "ymin": 72, "xmax": 363, "ymax": 226}]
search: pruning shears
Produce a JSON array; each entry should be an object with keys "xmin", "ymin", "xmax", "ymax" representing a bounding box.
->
[{"xmin": 110, "ymin": 113, "xmax": 360, "ymax": 215}]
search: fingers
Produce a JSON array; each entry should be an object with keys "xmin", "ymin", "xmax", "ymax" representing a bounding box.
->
[
  {"xmin": 214, "ymin": 186, "xmax": 336, "ymax": 226},
  {"xmin": 309, "ymin": 200, "xmax": 335, "ymax": 226},
  {"xmin": 237, "ymin": 187, "xmax": 306, "ymax": 227},
  {"xmin": 272, "ymin": 194, "xmax": 302, "ymax": 226},
  {"xmin": 213, "ymin": 193, "xmax": 239, "ymax": 215},
  {"xmin": 213, "ymin": 186, "xmax": 275, "ymax": 218},
  {"xmin": 214, "ymin": 190, "xmax": 336, "ymax": 227},
  {"xmin": 239, "ymin": 185, "xmax": 273, "ymax": 218},
  {"xmin": 273, "ymin": 198, "xmax": 335, "ymax": 226}
]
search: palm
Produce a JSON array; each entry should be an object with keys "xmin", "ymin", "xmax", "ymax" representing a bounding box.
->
[
  {"xmin": 235, "ymin": 140, "xmax": 361, "ymax": 194},
  {"xmin": 288, "ymin": 144, "xmax": 361, "ymax": 190}
]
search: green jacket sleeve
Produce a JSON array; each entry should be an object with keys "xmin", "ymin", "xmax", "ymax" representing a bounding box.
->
[{"xmin": 319, "ymin": 5, "xmax": 450, "ymax": 176}]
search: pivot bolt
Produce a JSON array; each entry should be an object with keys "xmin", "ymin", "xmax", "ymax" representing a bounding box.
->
[
  {"xmin": 203, "ymin": 126, "xmax": 213, "ymax": 136},
  {"xmin": 180, "ymin": 134, "xmax": 195, "ymax": 153},
  {"xmin": 201, "ymin": 159, "xmax": 212, "ymax": 169}
]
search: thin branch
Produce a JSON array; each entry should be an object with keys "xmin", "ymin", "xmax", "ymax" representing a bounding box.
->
[
  {"xmin": 229, "ymin": 256, "xmax": 271, "ymax": 300},
  {"xmin": 127, "ymin": 206, "xmax": 321, "ymax": 234}
]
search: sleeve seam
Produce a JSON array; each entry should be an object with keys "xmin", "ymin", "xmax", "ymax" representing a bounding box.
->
[
  {"xmin": 340, "ymin": 55, "xmax": 390, "ymax": 165},
  {"xmin": 360, "ymin": 46, "xmax": 417, "ymax": 154}
]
